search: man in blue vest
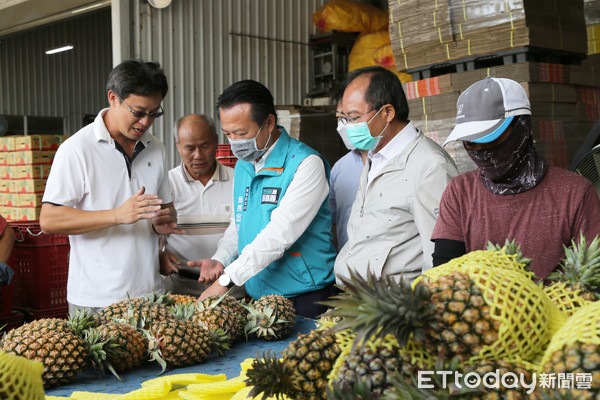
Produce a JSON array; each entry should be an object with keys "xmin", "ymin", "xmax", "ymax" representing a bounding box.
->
[{"xmin": 190, "ymin": 80, "xmax": 337, "ymax": 318}]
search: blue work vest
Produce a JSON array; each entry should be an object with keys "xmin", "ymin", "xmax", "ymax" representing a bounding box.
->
[{"xmin": 232, "ymin": 128, "xmax": 336, "ymax": 299}]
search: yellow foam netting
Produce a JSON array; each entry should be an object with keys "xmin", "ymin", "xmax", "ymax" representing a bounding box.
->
[
  {"xmin": 539, "ymin": 300, "xmax": 600, "ymax": 372},
  {"xmin": 313, "ymin": 0, "xmax": 388, "ymax": 34},
  {"xmin": 415, "ymin": 250, "xmax": 567, "ymax": 366},
  {"xmin": 542, "ymin": 281, "xmax": 594, "ymax": 317},
  {"xmin": 0, "ymin": 351, "xmax": 45, "ymax": 400}
]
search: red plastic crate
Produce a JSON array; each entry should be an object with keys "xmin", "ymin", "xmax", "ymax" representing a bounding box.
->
[
  {"xmin": 8, "ymin": 222, "xmax": 69, "ymax": 309},
  {"xmin": 0, "ymin": 310, "xmax": 24, "ymax": 333},
  {"xmin": 216, "ymin": 144, "xmax": 234, "ymax": 158},
  {"xmin": 0, "ymin": 284, "xmax": 13, "ymax": 317},
  {"xmin": 217, "ymin": 156, "xmax": 238, "ymax": 168},
  {"xmin": 29, "ymin": 306, "xmax": 68, "ymax": 321}
]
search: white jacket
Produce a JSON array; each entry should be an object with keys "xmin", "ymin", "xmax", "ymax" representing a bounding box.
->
[{"xmin": 334, "ymin": 131, "xmax": 458, "ymax": 284}]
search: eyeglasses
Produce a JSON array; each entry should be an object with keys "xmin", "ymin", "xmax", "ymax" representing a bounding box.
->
[
  {"xmin": 120, "ymin": 97, "xmax": 164, "ymax": 119},
  {"xmin": 338, "ymin": 108, "xmax": 377, "ymax": 126}
]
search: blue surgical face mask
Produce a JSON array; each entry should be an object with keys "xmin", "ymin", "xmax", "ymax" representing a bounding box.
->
[
  {"xmin": 336, "ymin": 121, "xmax": 356, "ymax": 151},
  {"xmin": 346, "ymin": 106, "xmax": 388, "ymax": 151},
  {"xmin": 228, "ymin": 122, "xmax": 271, "ymax": 162}
]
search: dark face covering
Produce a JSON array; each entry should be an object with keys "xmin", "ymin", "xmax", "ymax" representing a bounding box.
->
[{"xmin": 465, "ymin": 115, "xmax": 548, "ymax": 195}]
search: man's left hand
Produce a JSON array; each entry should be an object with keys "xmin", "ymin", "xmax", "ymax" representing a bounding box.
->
[{"xmin": 199, "ymin": 280, "xmax": 228, "ymax": 301}]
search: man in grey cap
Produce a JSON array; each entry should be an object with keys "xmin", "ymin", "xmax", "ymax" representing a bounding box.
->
[{"xmin": 431, "ymin": 77, "xmax": 600, "ymax": 280}]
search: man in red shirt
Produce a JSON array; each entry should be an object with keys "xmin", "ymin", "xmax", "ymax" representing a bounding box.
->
[{"xmin": 432, "ymin": 77, "xmax": 600, "ymax": 280}]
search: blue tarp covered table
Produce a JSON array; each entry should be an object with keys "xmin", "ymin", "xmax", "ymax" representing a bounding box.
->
[{"xmin": 45, "ymin": 317, "xmax": 316, "ymax": 397}]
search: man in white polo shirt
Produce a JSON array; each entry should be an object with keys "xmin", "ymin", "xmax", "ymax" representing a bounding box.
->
[
  {"xmin": 160, "ymin": 114, "xmax": 243, "ymax": 298},
  {"xmin": 40, "ymin": 59, "xmax": 181, "ymax": 315}
]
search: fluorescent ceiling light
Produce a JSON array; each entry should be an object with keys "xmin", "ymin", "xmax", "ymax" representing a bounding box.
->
[{"xmin": 45, "ymin": 45, "xmax": 74, "ymax": 55}]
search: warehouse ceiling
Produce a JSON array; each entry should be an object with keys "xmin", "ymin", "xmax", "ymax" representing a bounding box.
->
[{"xmin": 0, "ymin": 0, "xmax": 109, "ymax": 37}]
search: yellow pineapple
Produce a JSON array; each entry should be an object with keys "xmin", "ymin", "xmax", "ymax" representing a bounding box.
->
[
  {"xmin": 95, "ymin": 322, "xmax": 148, "ymax": 373},
  {"xmin": 245, "ymin": 328, "xmax": 341, "ymax": 399},
  {"xmin": 326, "ymin": 250, "xmax": 567, "ymax": 368}
]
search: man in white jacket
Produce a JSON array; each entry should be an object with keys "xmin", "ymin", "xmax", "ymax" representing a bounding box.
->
[{"xmin": 334, "ymin": 66, "xmax": 458, "ymax": 284}]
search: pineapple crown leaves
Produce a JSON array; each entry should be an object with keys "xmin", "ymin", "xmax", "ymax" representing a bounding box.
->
[
  {"xmin": 245, "ymin": 350, "xmax": 298, "ymax": 400},
  {"xmin": 549, "ymin": 233, "xmax": 600, "ymax": 295},
  {"xmin": 485, "ymin": 239, "xmax": 535, "ymax": 270},
  {"xmin": 83, "ymin": 328, "xmax": 123, "ymax": 381},
  {"xmin": 321, "ymin": 268, "xmax": 436, "ymax": 348},
  {"xmin": 244, "ymin": 305, "xmax": 291, "ymax": 340},
  {"xmin": 170, "ymin": 302, "xmax": 196, "ymax": 321},
  {"xmin": 67, "ymin": 309, "xmax": 98, "ymax": 337},
  {"xmin": 206, "ymin": 327, "xmax": 231, "ymax": 356}
]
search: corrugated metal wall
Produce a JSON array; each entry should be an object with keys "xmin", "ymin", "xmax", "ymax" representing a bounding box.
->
[
  {"xmin": 130, "ymin": 0, "xmax": 328, "ymax": 166},
  {"xmin": 0, "ymin": 8, "xmax": 112, "ymax": 135}
]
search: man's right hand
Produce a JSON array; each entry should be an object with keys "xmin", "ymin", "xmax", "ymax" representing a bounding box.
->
[
  {"xmin": 188, "ymin": 258, "xmax": 224, "ymax": 283},
  {"xmin": 115, "ymin": 186, "xmax": 163, "ymax": 224}
]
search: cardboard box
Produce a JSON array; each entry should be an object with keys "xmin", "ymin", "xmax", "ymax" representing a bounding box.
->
[
  {"xmin": 11, "ymin": 179, "xmax": 46, "ymax": 194},
  {"xmin": 15, "ymin": 207, "xmax": 41, "ymax": 221},
  {"xmin": 11, "ymin": 151, "xmax": 56, "ymax": 166},
  {"xmin": 0, "ymin": 137, "xmax": 15, "ymax": 152},
  {"xmin": 0, "ymin": 152, "xmax": 11, "ymax": 166},
  {"xmin": 17, "ymin": 193, "xmax": 43, "ymax": 208},
  {"xmin": 14, "ymin": 135, "xmax": 68, "ymax": 151},
  {"xmin": 0, "ymin": 193, "xmax": 16, "ymax": 207},
  {"xmin": 0, "ymin": 166, "xmax": 12, "ymax": 180},
  {"xmin": 0, "ymin": 180, "xmax": 10, "ymax": 193},
  {"xmin": 12, "ymin": 165, "xmax": 52, "ymax": 180},
  {"xmin": 0, "ymin": 206, "xmax": 16, "ymax": 222}
]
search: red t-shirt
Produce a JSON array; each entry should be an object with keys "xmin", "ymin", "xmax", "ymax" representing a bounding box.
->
[{"xmin": 432, "ymin": 166, "xmax": 600, "ymax": 280}]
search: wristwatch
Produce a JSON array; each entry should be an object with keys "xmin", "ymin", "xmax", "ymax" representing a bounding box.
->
[{"xmin": 218, "ymin": 273, "xmax": 235, "ymax": 289}]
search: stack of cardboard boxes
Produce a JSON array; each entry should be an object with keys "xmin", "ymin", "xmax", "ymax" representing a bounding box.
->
[
  {"xmin": 0, "ymin": 135, "xmax": 66, "ymax": 221},
  {"xmin": 389, "ymin": 0, "xmax": 598, "ymax": 172}
]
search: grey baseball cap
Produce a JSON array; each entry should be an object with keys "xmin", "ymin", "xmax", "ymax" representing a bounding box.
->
[{"xmin": 443, "ymin": 77, "xmax": 531, "ymax": 146}]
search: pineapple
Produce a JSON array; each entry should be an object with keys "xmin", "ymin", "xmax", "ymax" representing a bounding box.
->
[
  {"xmin": 0, "ymin": 351, "xmax": 45, "ymax": 400},
  {"xmin": 245, "ymin": 294, "xmax": 296, "ymax": 341},
  {"xmin": 97, "ymin": 293, "xmax": 176, "ymax": 328},
  {"xmin": 1, "ymin": 326, "xmax": 88, "ymax": 387},
  {"xmin": 246, "ymin": 327, "xmax": 341, "ymax": 400},
  {"xmin": 194, "ymin": 297, "xmax": 244, "ymax": 343},
  {"xmin": 545, "ymin": 233, "xmax": 600, "ymax": 316},
  {"xmin": 146, "ymin": 316, "xmax": 229, "ymax": 373},
  {"xmin": 330, "ymin": 343, "xmax": 402, "ymax": 396},
  {"xmin": 325, "ymin": 250, "xmax": 567, "ymax": 367},
  {"xmin": 95, "ymin": 321, "xmax": 148, "ymax": 373},
  {"xmin": 168, "ymin": 293, "xmax": 197, "ymax": 306},
  {"xmin": 197, "ymin": 294, "xmax": 248, "ymax": 341},
  {"xmin": 540, "ymin": 300, "xmax": 600, "ymax": 400}
]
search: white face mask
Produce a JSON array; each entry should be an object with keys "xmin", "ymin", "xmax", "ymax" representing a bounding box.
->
[
  {"xmin": 227, "ymin": 123, "xmax": 271, "ymax": 162},
  {"xmin": 336, "ymin": 121, "xmax": 356, "ymax": 151}
]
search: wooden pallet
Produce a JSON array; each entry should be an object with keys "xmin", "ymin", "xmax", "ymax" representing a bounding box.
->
[{"xmin": 406, "ymin": 47, "xmax": 587, "ymax": 81}]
